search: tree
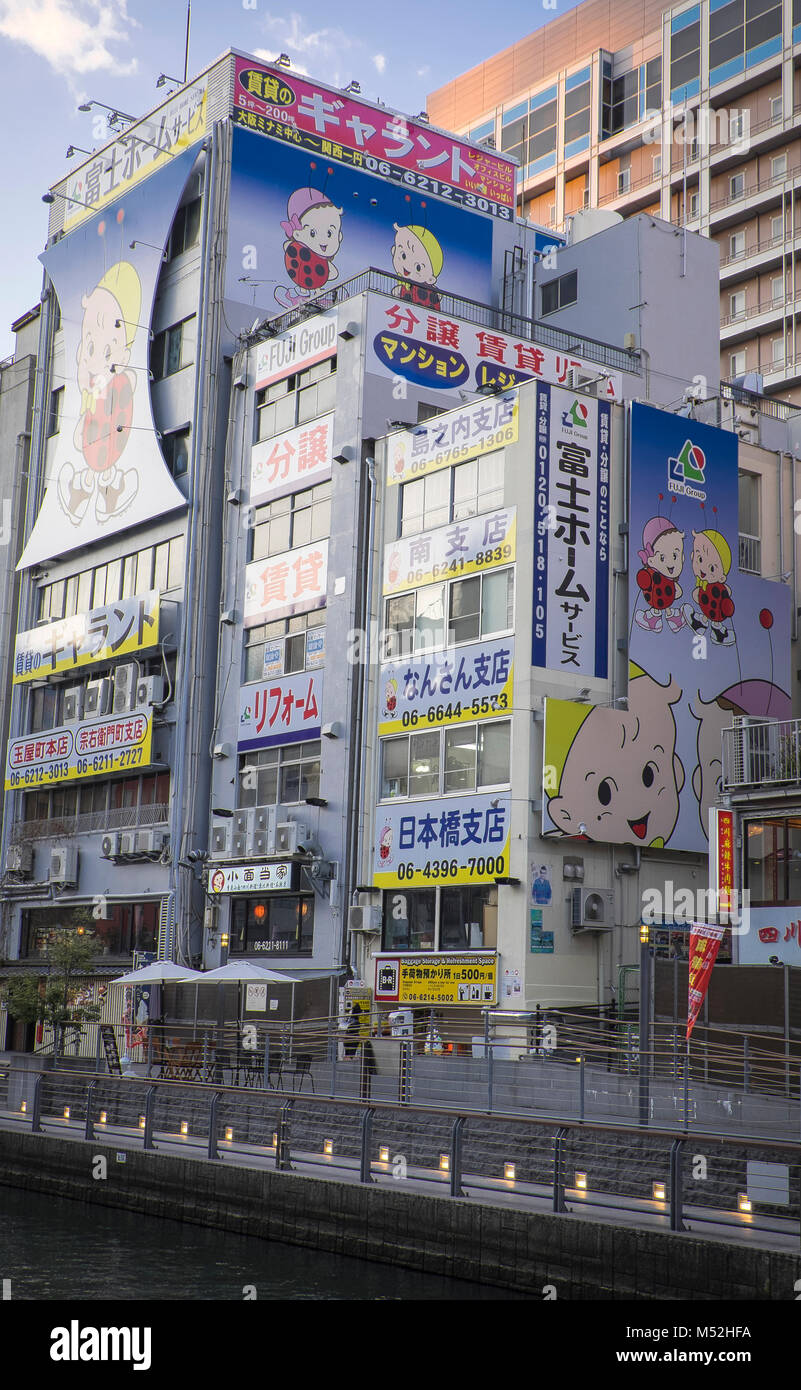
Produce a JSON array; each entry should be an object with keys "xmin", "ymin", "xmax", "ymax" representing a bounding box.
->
[{"xmin": 3, "ymin": 922, "xmax": 101, "ymax": 1062}]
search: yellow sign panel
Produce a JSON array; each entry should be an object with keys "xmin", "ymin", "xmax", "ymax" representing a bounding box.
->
[
  {"xmin": 387, "ymin": 394, "xmax": 518, "ymax": 486},
  {"xmin": 13, "ymin": 591, "xmax": 162, "ymax": 685},
  {"xmin": 376, "ymin": 953, "xmax": 498, "ymax": 1006},
  {"xmin": 6, "ymin": 712, "xmax": 153, "ymax": 791},
  {"xmin": 383, "ymin": 511, "xmax": 516, "ymax": 595}
]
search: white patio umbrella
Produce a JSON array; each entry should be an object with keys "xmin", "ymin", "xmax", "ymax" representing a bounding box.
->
[
  {"xmin": 196, "ymin": 961, "xmax": 305, "ymax": 1058},
  {"xmin": 108, "ymin": 961, "xmax": 203, "ymax": 986}
]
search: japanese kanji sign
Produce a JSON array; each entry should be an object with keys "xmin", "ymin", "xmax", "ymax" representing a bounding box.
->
[
  {"xmin": 232, "ymin": 56, "xmax": 515, "ymax": 217},
  {"xmin": 5, "ymin": 712, "xmax": 153, "ymax": 791},
  {"xmin": 687, "ymin": 921, "xmax": 725, "ymax": 1040},
  {"xmin": 738, "ymin": 906, "xmax": 801, "ymax": 966},
  {"xmin": 208, "ymin": 862, "xmax": 298, "ymax": 894},
  {"xmin": 532, "ymin": 384, "xmax": 611, "ymax": 678},
  {"xmin": 254, "ymin": 314, "xmax": 338, "ymax": 390},
  {"xmin": 387, "ymin": 394, "xmax": 518, "ymax": 487},
  {"xmin": 374, "ymin": 952, "xmax": 498, "ymax": 1005},
  {"xmin": 373, "ymin": 792, "xmax": 511, "ymax": 889},
  {"xmin": 369, "ymin": 298, "xmax": 622, "ymax": 403},
  {"xmin": 61, "ymin": 81, "xmax": 207, "ymax": 232},
  {"xmin": 238, "ymin": 671, "xmax": 324, "ymax": 750},
  {"xmin": 383, "ymin": 509, "xmax": 516, "ymax": 594},
  {"xmin": 13, "ymin": 591, "xmax": 162, "ymax": 685},
  {"xmin": 709, "ymin": 807, "xmax": 735, "ymax": 918},
  {"xmin": 379, "ymin": 638, "xmax": 513, "ymax": 736},
  {"xmin": 244, "ymin": 539, "xmax": 328, "ymax": 627},
  {"xmin": 251, "ymin": 414, "xmax": 333, "ymax": 505}
]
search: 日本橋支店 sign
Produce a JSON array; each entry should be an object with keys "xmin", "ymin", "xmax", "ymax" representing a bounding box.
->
[
  {"xmin": 373, "ymin": 792, "xmax": 511, "ymax": 889},
  {"xmin": 13, "ymin": 592, "xmax": 163, "ymax": 684}
]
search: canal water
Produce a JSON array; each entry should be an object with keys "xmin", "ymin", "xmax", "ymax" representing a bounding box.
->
[{"xmin": 0, "ymin": 1186, "xmax": 520, "ymax": 1300}]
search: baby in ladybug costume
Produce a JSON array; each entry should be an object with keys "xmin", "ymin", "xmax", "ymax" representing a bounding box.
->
[
  {"xmin": 634, "ymin": 516, "xmax": 685, "ymax": 633},
  {"xmin": 681, "ymin": 529, "xmax": 736, "ymax": 646},
  {"xmin": 391, "ymin": 224, "xmax": 443, "ymax": 310},
  {"xmin": 277, "ymin": 187, "xmax": 343, "ymax": 308},
  {"xmin": 57, "ymin": 260, "xmax": 141, "ymax": 526}
]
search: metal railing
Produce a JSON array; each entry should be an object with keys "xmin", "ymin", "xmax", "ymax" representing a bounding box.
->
[
  {"xmin": 722, "ymin": 717, "xmax": 801, "ymax": 791},
  {"xmin": 721, "ymin": 291, "xmax": 793, "ymax": 327},
  {"xmin": 719, "ymin": 231, "xmax": 790, "ymax": 269},
  {"xmin": 246, "ymin": 266, "xmax": 641, "ymax": 375},
  {"xmin": 738, "ymin": 532, "xmax": 761, "ymax": 575},
  {"xmin": 720, "ymin": 379, "xmax": 801, "ymax": 420},
  {"xmin": 710, "ymin": 163, "xmax": 801, "ymax": 214},
  {"xmin": 10, "ymin": 802, "xmax": 169, "ymax": 843}
]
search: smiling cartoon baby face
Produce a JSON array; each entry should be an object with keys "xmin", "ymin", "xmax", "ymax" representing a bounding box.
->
[
  {"xmin": 295, "ymin": 203, "xmax": 343, "ymax": 260},
  {"xmin": 547, "ymin": 673, "xmax": 684, "ymax": 847},
  {"xmin": 649, "ymin": 528, "xmax": 684, "ymax": 579},
  {"xmin": 391, "ymin": 225, "xmax": 436, "ymax": 285},
  {"xmin": 691, "ymin": 530, "xmax": 726, "ymax": 585},
  {"xmin": 76, "ymin": 286, "xmax": 129, "ymax": 393}
]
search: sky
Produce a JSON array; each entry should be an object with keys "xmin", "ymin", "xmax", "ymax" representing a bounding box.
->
[{"xmin": 0, "ymin": 0, "xmax": 585, "ymax": 357}]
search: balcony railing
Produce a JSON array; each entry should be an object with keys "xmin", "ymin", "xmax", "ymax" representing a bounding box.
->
[
  {"xmin": 720, "ymin": 290, "xmax": 796, "ymax": 327},
  {"xmin": 710, "ymin": 163, "xmax": 801, "ymax": 214},
  {"xmin": 738, "ymin": 533, "xmax": 761, "ymax": 575},
  {"xmin": 10, "ymin": 802, "xmax": 169, "ymax": 844},
  {"xmin": 719, "ymin": 232, "xmax": 789, "ymax": 270},
  {"xmin": 722, "ymin": 719, "xmax": 801, "ymax": 792},
  {"xmin": 720, "ymin": 380, "xmax": 801, "ymax": 420}
]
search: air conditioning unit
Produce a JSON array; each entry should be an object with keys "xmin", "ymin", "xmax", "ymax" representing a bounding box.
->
[
  {"xmin": 119, "ymin": 831, "xmax": 137, "ymax": 856},
  {"xmin": 101, "ymin": 833, "xmax": 121, "ymax": 859},
  {"xmin": 232, "ymin": 808, "xmax": 253, "ymax": 858},
  {"xmin": 275, "ymin": 821, "xmax": 308, "ymax": 854},
  {"xmin": 136, "ymin": 829, "xmax": 168, "ymax": 854},
  {"xmin": 62, "ymin": 686, "xmax": 84, "ymax": 723},
  {"xmin": 250, "ymin": 805, "xmax": 279, "ymax": 855},
  {"xmin": 251, "ymin": 829, "xmax": 271, "ymax": 856},
  {"xmin": 211, "ymin": 821, "xmax": 231, "ymax": 855},
  {"xmin": 113, "ymin": 662, "xmax": 137, "ymax": 713},
  {"xmin": 5, "ymin": 843, "xmax": 33, "ymax": 876},
  {"xmin": 571, "ymin": 886, "xmax": 615, "ymax": 933},
  {"xmin": 50, "ymin": 846, "xmax": 78, "ymax": 886},
  {"xmin": 85, "ymin": 678, "xmax": 111, "ymax": 717},
  {"xmin": 348, "ymin": 905, "xmax": 381, "ymax": 933},
  {"xmin": 136, "ymin": 675, "xmax": 165, "ymax": 707}
]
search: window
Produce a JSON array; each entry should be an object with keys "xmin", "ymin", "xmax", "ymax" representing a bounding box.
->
[
  {"xmin": 688, "ymin": 190, "xmax": 700, "ymax": 218},
  {"xmin": 729, "ymin": 173, "xmax": 744, "ymax": 199},
  {"xmin": 380, "ymin": 720, "xmax": 510, "ymax": 800},
  {"xmin": 771, "ymin": 274, "xmax": 784, "ymax": 303},
  {"xmin": 652, "ymin": 154, "xmax": 662, "ymax": 177},
  {"xmin": 729, "ymin": 290, "xmax": 746, "ymax": 318},
  {"xmin": 21, "ymin": 903, "xmax": 157, "ymax": 958},
  {"xmin": 151, "ymin": 316, "xmax": 195, "ymax": 380},
  {"xmin": 771, "ymin": 337, "xmax": 785, "ymax": 365},
  {"xmin": 729, "ymin": 230, "xmax": 746, "ymax": 258},
  {"xmin": 46, "ymin": 387, "xmax": 63, "ymax": 438},
  {"xmin": 688, "ymin": 139, "xmax": 699, "ymax": 162},
  {"xmin": 400, "ymin": 471, "xmax": 450, "ymax": 536},
  {"xmin": 244, "ymin": 610, "xmax": 325, "ymax": 683},
  {"xmin": 384, "ymin": 568, "xmax": 514, "ymax": 657},
  {"xmin": 617, "ymin": 168, "xmax": 631, "ymax": 195},
  {"xmin": 36, "ymin": 535, "xmax": 185, "ymax": 622},
  {"xmin": 771, "ymin": 153, "xmax": 787, "ymax": 180},
  {"xmin": 745, "ymin": 818, "xmax": 801, "ymax": 905},
  {"xmin": 739, "ymin": 470, "xmax": 760, "ymax": 540},
  {"xmin": 229, "ymin": 894, "xmax": 314, "ymax": 956},
  {"xmin": 563, "ymin": 68, "xmax": 591, "ymax": 154},
  {"xmin": 251, "ymin": 480, "xmax": 331, "ymax": 561},
  {"xmin": 161, "ymin": 426, "xmax": 190, "ymax": 477},
  {"xmin": 541, "ymin": 270, "xmax": 578, "ymax": 316},
  {"xmin": 771, "ymin": 214, "xmax": 784, "ymax": 241},
  {"xmin": 771, "ymin": 95, "xmax": 783, "ymax": 121},
  {"xmin": 381, "ymin": 889, "xmax": 436, "ymax": 951},
  {"xmin": 28, "ymin": 684, "xmax": 59, "ymax": 734},
  {"xmin": 168, "ymin": 197, "xmax": 201, "ymax": 259},
  {"xmin": 238, "ymin": 740, "xmax": 321, "ymax": 807},
  {"xmin": 255, "ymin": 358, "xmax": 337, "ymax": 441},
  {"xmin": 399, "ymin": 450, "xmax": 506, "ymax": 539},
  {"xmin": 730, "ymin": 350, "xmax": 746, "ymax": 376},
  {"xmin": 381, "ymin": 885, "xmax": 498, "ymax": 951},
  {"xmin": 448, "ymin": 570, "xmax": 514, "ymax": 644},
  {"xmin": 670, "ymin": 8, "xmax": 701, "ymax": 103}
]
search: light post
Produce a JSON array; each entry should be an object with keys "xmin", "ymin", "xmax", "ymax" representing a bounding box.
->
[{"xmin": 638, "ymin": 921, "xmax": 652, "ymax": 1126}]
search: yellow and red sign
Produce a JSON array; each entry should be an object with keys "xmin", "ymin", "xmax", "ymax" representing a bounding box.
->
[{"xmin": 686, "ymin": 921, "xmax": 725, "ymax": 1041}]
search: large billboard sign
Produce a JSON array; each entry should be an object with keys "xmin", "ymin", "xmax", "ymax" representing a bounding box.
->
[
  {"xmin": 378, "ymin": 639, "xmax": 512, "ymax": 737},
  {"xmin": 253, "ymin": 314, "xmax": 338, "ymax": 390},
  {"xmin": 372, "ymin": 792, "xmax": 511, "ymax": 889},
  {"xmin": 385, "ymin": 395, "xmax": 518, "ymax": 486},
  {"xmin": 19, "ymin": 149, "xmax": 196, "ymax": 570},
  {"xmin": 238, "ymin": 671, "xmax": 323, "ymax": 749},
  {"xmin": 251, "ymin": 414, "xmax": 333, "ymax": 505},
  {"xmin": 232, "ymin": 56, "xmax": 516, "ymax": 217},
  {"xmin": 367, "ymin": 297, "xmax": 622, "ymax": 401},
  {"xmin": 532, "ymin": 384, "xmax": 611, "ymax": 677},
  {"xmin": 6, "ymin": 712, "xmax": 153, "ymax": 791},
  {"xmin": 13, "ymin": 591, "xmax": 163, "ymax": 684}
]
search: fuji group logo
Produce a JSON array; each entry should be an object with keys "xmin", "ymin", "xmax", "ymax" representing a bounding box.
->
[
  {"xmin": 562, "ymin": 399, "xmax": 589, "ymax": 429},
  {"xmin": 668, "ymin": 438, "xmax": 707, "ymax": 496}
]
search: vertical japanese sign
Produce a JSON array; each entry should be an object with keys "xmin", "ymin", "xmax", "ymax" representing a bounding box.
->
[
  {"xmin": 709, "ymin": 807, "xmax": 735, "ymax": 917},
  {"xmin": 686, "ymin": 921, "xmax": 725, "ymax": 1040},
  {"xmin": 532, "ymin": 384, "xmax": 611, "ymax": 677}
]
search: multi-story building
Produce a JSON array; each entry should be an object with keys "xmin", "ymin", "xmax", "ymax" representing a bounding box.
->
[{"xmin": 428, "ymin": 0, "xmax": 801, "ymax": 405}]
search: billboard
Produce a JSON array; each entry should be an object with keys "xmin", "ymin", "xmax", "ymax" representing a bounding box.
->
[
  {"xmin": 385, "ymin": 394, "xmax": 518, "ymax": 486},
  {"xmin": 383, "ymin": 507, "xmax": 515, "ymax": 594},
  {"xmin": 737, "ymin": 907, "xmax": 801, "ymax": 966},
  {"xmin": 378, "ymin": 639, "xmax": 512, "ymax": 736},
  {"xmin": 209, "ymin": 863, "xmax": 298, "ymax": 895},
  {"xmin": 251, "ymin": 414, "xmax": 333, "ymax": 506},
  {"xmin": 13, "ymin": 591, "xmax": 162, "ymax": 684},
  {"xmin": 541, "ymin": 404, "xmax": 792, "ymax": 852},
  {"xmin": 238, "ymin": 671, "xmax": 323, "ymax": 749},
  {"xmin": 372, "ymin": 792, "xmax": 511, "ymax": 889},
  {"xmin": 6, "ymin": 712, "xmax": 152, "ymax": 791},
  {"xmin": 226, "ymin": 127, "xmax": 494, "ymax": 318},
  {"xmin": 532, "ymin": 384, "xmax": 611, "ymax": 677},
  {"xmin": 367, "ymin": 297, "xmax": 622, "ymax": 401},
  {"xmin": 253, "ymin": 314, "xmax": 338, "ymax": 390},
  {"xmin": 232, "ymin": 56, "xmax": 516, "ymax": 217},
  {"xmin": 374, "ymin": 952, "xmax": 498, "ymax": 1005},
  {"xmin": 19, "ymin": 148, "xmax": 196, "ymax": 570},
  {"xmin": 244, "ymin": 539, "xmax": 328, "ymax": 627}
]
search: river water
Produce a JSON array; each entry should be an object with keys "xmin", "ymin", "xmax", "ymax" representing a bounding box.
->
[{"xmin": 0, "ymin": 1186, "xmax": 517, "ymax": 1301}]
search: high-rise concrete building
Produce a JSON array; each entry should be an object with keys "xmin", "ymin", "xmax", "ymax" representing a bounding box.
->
[{"xmin": 428, "ymin": 0, "xmax": 801, "ymax": 405}]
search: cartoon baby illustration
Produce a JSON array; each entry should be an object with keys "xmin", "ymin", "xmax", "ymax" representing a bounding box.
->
[
  {"xmin": 391, "ymin": 224, "xmax": 443, "ymax": 310},
  {"xmin": 384, "ymin": 678, "xmax": 399, "ymax": 715},
  {"xmin": 634, "ymin": 516, "xmax": 685, "ymax": 633},
  {"xmin": 277, "ymin": 187, "xmax": 343, "ymax": 308},
  {"xmin": 681, "ymin": 529, "xmax": 735, "ymax": 645},
  {"xmin": 545, "ymin": 664, "xmax": 685, "ymax": 847},
  {"xmin": 690, "ymin": 681, "xmax": 792, "ymax": 838},
  {"xmin": 378, "ymin": 825, "xmax": 393, "ymax": 862},
  {"xmin": 57, "ymin": 261, "xmax": 141, "ymax": 526}
]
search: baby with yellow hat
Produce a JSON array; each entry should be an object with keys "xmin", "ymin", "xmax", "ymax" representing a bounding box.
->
[
  {"xmin": 681, "ymin": 528, "xmax": 736, "ymax": 646},
  {"xmin": 391, "ymin": 223, "xmax": 444, "ymax": 310}
]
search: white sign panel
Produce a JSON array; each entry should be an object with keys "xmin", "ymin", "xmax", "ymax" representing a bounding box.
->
[
  {"xmin": 208, "ymin": 863, "xmax": 296, "ymax": 894},
  {"xmin": 383, "ymin": 508, "xmax": 515, "ymax": 594},
  {"xmin": 386, "ymin": 394, "xmax": 518, "ymax": 487},
  {"xmin": 244, "ymin": 539, "xmax": 328, "ymax": 627},
  {"xmin": 239, "ymin": 670, "xmax": 324, "ymax": 749},
  {"xmin": 251, "ymin": 414, "xmax": 333, "ymax": 505},
  {"xmin": 254, "ymin": 314, "xmax": 338, "ymax": 389}
]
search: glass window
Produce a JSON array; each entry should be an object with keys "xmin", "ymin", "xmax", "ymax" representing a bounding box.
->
[
  {"xmin": 135, "ymin": 548, "xmax": 153, "ymax": 592},
  {"xmin": 444, "ymin": 725, "xmax": 477, "ymax": 793},
  {"xmin": 64, "ymin": 575, "xmax": 79, "ymax": 617},
  {"xmin": 409, "ymin": 731, "xmax": 439, "ymax": 797},
  {"xmin": 384, "ymin": 593, "xmax": 415, "ymax": 658},
  {"xmin": 745, "ymin": 819, "xmax": 778, "ymax": 903},
  {"xmin": 278, "ymin": 741, "xmax": 321, "ymax": 803},
  {"xmin": 449, "ymin": 576, "xmax": 481, "ymax": 644},
  {"xmin": 381, "ymin": 738, "xmax": 409, "ymax": 798},
  {"xmin": 787, "ymin": 819, "xmax": 801, "ymax": 903},
  {"xmin": 105, "ymin": 558, "xmax": 121, "ymax": 603},
  {"xmin": 153, "ymin": 542, "xmax": 170, "ymax": 591},
  {"xmin": 771, "ymin": 153, "xmax": 787, "ymax": 179},
  {"xmin": 414, "ymin": 583, "xmax": 445, "ymax": 651},
  {"xmin": 730, "ymin": 172, "xmax": 744, "ymax": 198},
  {"xmin": 440, "ymin": 885, "xmax": 498, "ymax": 950},
  {"xmin": 381, "ymin": 888, "xmax": 436, "ymax": 951},
  {"xmin": 481, "ymin": 568, "xmax": 514, "ymax": 635},
  {"xmin": 161, "ymin": 427, "xmax": 190, "ymax": 477},
  {"xmin": 167, "ymin": 534, "xmax": 185, "ymax": 590},
  {"xmin": 478, "ymin": 720, "xmax": 510, "ymax": 786},
  {"xmin": 46, "ymin": 387, "xmax": 63, "ymax": 438},
  {"xmin": 169, "ymin": 197, "xmax": 202, "ymax": 259}
]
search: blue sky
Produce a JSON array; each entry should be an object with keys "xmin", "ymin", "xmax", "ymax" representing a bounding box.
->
[{"xmin": 0, "ymin": 0, "xmax": 583, "ymax": 355}]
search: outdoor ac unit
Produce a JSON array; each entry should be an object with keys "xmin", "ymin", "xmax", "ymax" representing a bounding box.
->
[
  {"xmin": 275, "ymin": 822, "xmax": 309, "ymax": 854},
  {"xmin": 62, "ymin": 686, "xmax": 84, "ymax": 723},
  {"xmin": 232, "ymin": 808, "xmax": 253, "ymax": 858},
  {"xmin": 211, "ymin": 822, "xmax": 231, "ymax": 856},
  {"xmin": 251, "ymin": 829, "xmax": 271, "ymax": 856},
  {"xmin": 136, "ymin": 829, "xmax": 168, "ymax": 854},
  {"xmin": 5, "ymin": 843, "xmax": 33, "ymax": 875},
  {"xmin": 50, "ymin": 846, "xmax": 78, "ymax": 886},
  {"xmin": 119, "ymin": 831, "xmax": 137, "ymax": 856},
  {"xmin": 348, "ymin": 905, "xmax": 381, "ymax": 933},
  {"xmin": 571, "ymin": 886, "xmax": 615, "ymax": 933},
  {"xmin": 113, "ymin": 662, "xmax": 137, "ymax": 713},
  {"xmin": 101, "ymin": 833, "xmax": 121, "ymax": 859},
  {"xmin": 85, "ymin": 677, "xmax": 111, "ymax": 717},
  {"xmin": 136, "ymin": 674, "xmax": 165, "ymax": 707}
]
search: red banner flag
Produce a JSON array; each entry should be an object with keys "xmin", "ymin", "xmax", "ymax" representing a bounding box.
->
[{"xmin": 687, "ymin": 921, "xmax": 725, "ymax": 1041}]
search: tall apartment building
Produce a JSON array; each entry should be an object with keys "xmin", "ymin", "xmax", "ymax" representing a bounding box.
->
[{"xmin": 428, "ymin": 0, "xmax": 801, "ymax": 405}]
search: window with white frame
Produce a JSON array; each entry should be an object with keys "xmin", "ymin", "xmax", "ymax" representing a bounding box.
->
[
  {"xmin": 770, "ymin": 95, "xmax": 783, "ymax": 122},
  {"xmin": 729, "ymin": 230, "xmax": 745, "ymax": 259},
  {"xmin": 238, "ymin": 740, "xmax": 321, "ymax": 806},
  {"xmin": 771, "ymin": 153, "xmax": 787, "ymax": 180},
  {"xmin": 244, "ymin": 610, "xmax": 326, "ymax": 683},
  {"xmin": 730, "ymin": 172, "xmax": 744, "ymax": 199},
  {"xmin": 383, "ymin": 568, "xmax": 514, "ymax": 658},
  {"xmin": 380, "ymin": 720, "xmax": 511, "ymax": 800},
  {"xmin": 729, "ymin": 350, "xmax": 746, "ymax": 377},
  {"xmin": 729, "ymin": 290, "xmax": 746, "ymax": 318},
  {"xmin": 771, "ymin": 214, "xmax": 784, "ymax": 241}
]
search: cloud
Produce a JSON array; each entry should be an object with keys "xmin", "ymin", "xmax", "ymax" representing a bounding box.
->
[
  {"xmin": 0, "ymin": 0, "xmax": 137, "ymax": 83},
  {"xmin": 372, "ymin": 53, "xmax": 385, "ymax": 74},
  {"xmin": 253, "ymin": 48, "xmax": 310, "ymax": 78},
  {"xmin": 258, "ymin": 10, "xmax": 355, "ymax": 66}
]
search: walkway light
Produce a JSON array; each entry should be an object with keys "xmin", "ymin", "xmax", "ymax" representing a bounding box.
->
[
  {"xmin": 439, "ymin": 1153, "xmax": 450, "ymax": 1172},
  {"xmin": 323, "ymin": 1139, "xmax": 333, "ymax": 1156},
  {"xmin": 738, "ymin": 1192, "xmax": 752, "ymax": 1213},
  {"xmin": 224, "ymin": 1127, "xmax": 233, "ymax": 1142},
  {"xmin": 180, "ymin": 1120, "xmax": 188, "ymax": 1136},
  {"xmin": 504, "ymin": 1163, "xmax": 516, "ymax": 1182},
  {"xmin": 19, "ymin": 1101, "xmax": 26, "ymax": 1114},
  {"xmin": 378, "ymin": 1146, "xmax": 390, "ymax": 1163},
  {"xmin": 652, "ymin": 1181, "xmax": 666, "ymax": 1201},
  {"xmin": 575, "ymin": 1170, "xmax": 587, "ymax": 1190},
  {"xmin": 63, "ymin": 1106, "xmax": 70, "ymax": 1120},
  {"xmin": 99, "ymin": 1111, "xmax": 107, "ymax": 1125}
]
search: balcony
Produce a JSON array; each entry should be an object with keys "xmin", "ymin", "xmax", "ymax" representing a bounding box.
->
[
  {"xmin": 719, "ymin": 231, "xmax": 801, "ymax": 287},
  {"xmin": 720, "ymin": 290, "xmax": 799, "ymax": 343},
  {"xmin": 738, "ymin": 532, "xmax": 761, "ymax": 575},
  {"xmin": 10, "ymin": 802, "xmax": 169, "ymax": 844},
  {"xmin": 722, "ymin": 719, "xmax": 801, "ymax": 794},
  {"xmin": 596, "ymin": 166, "xmax": 662, "ymax": 213},
  {"xmin": 709, "ymin": 164, "xmax": 801, "ymax": 230}
]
